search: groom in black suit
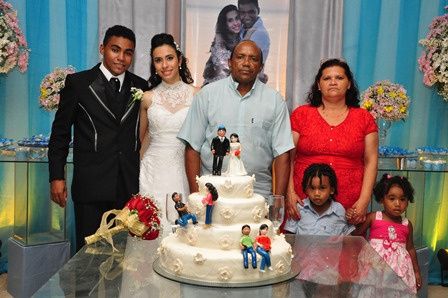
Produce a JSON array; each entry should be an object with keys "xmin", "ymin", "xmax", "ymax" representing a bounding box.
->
[
  {"xmin": 211, "ymin": 125, "xmax": 230, "ymax": 175},
  {"xmin": 48, "ymin": 25, "xmax": 149, "ymax": 251}
]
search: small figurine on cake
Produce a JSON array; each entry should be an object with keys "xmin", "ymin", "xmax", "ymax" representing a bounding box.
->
[
  {"xmin": 255, "ymin": 224, "xmax": 273, "ymax": 272},
  {"xmin": 211, "ymin": 125, "xmax": 230, "ymax": 176},
  {"xmin": 223, "ymin": 133, "xmax": 247, "ymax": 176},
  {"xmin": 202, "ymin": 183, "xmax": 218, "ymax": 228},
  {"xmin": 240, "ymin": 224, "xmax": 257, "ymax": 269},
  {"xmin": 172, "ymin": 192, "xmax": 198, "ymax": 227}
]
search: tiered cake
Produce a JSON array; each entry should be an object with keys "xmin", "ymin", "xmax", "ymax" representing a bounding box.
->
[{"xmin": 157, "ymin": 174, "xmax": 293, "ymax": 283}]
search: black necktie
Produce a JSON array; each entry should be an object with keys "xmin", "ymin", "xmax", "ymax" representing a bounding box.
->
[{"xmin": 110, "ymin": 77, "xmax": 120, "ymax": 93}]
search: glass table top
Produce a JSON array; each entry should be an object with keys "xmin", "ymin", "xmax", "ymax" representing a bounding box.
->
[{"xmin": 34, "ymin": 233, "xmax": 416, "ymax": 297}]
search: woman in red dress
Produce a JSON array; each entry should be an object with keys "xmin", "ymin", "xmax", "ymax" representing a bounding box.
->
[{"xmin": 286, "ymin": 59, "xmax": 378, "ymax": 225}]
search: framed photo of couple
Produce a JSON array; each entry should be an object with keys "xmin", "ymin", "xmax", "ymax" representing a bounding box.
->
[{"xmin": 182, "ymin": 0, "xmax": 290, "ymax": 96}]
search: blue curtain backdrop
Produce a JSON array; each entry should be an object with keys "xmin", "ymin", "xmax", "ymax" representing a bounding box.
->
[
  {"xmin": 0, "ymin": 0, "xmax": 447, "ymax": 285},
  {"xmin": 0, "ymin": 0, "xmax": 98, "ymax": 271},
  {"xmin": 344, "ymin": 0, "xmax": 448, "ymax": 283}
]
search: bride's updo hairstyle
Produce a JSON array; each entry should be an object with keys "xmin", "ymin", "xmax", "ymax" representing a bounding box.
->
[{"xmin": 148, "ymin": 33, "xmax": 193, "ymax": 89}]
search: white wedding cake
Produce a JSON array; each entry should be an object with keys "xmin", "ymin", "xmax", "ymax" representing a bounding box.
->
[{"xmin": 156, "ymin": 174, "xmax": 293, "ymax": 283}]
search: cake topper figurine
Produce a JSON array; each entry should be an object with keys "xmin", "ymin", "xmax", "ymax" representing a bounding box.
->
[
  {"xmin": 240, "ymin": 224, "xmax": 257, "ymax": 269},
  {"xmin": 211, "ymin": 125, "xmax": 230, "ymax": 175},
  {"xmin": 202, "ymin": 183, "xmax": 218, "ymax": 228},
  {"xmin": 172, "ymin": 192, "xmax": 198, "ymax": 227},
  {"xmin": 256, "ymin": 224, "xmax": 273, "ymax": 272},
  {"xmin": 223, "ymin": 133, "xmax": 247, "ymax": 176}
]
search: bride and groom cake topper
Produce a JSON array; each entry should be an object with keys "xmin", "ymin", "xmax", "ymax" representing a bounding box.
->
[{"xmin": 211, "ymin": 125, "xmax": 247, "ymax": 176}]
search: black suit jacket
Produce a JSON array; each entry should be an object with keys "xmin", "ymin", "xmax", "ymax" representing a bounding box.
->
[
  {"xmin": 48, "ymin": 64, "xmax": 149, "ymax": 204},
  {"xmin": 211, "ymin": 136, "xmax": 230, "ymax": 156}
]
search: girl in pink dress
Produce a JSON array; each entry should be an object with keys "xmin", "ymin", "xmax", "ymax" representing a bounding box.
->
[{"xmin": 353, "ymin": 174, "xmax": 421, "ymax": 294}]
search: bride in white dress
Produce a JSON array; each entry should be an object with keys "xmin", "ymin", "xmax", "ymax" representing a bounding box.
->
[
  {"xmin": 224, "ymin": 133, "xmax": 247, "ymax": 176},
  {"xmin": 139, "ymin": 34, "xmax": 197, "ymax": 236}
]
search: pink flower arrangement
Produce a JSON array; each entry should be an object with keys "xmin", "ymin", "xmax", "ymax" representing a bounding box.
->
[
  {"xmin": 0, "ymin": 0, "xmax": 29, "ymax": 73},
  {"xmin": 361, "ymin": 80, "xmax": 410, "ymax": 121},
  {"xmin": 418, "ymin": 9, "xmax": 448, "ymax": 102},
  {"xmin": 39, "ymin": 66, "xmax": 75, "ymax": 111}
]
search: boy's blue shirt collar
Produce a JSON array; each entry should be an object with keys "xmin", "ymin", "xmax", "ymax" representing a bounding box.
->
[{"xmin": 302, "ymin": 198, "xmax": 344, "ymax": 218}]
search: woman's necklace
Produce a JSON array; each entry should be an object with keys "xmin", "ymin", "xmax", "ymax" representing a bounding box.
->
[{"xmin": 320, "ymin": 105, "xmax": 348, "ymax": 118}]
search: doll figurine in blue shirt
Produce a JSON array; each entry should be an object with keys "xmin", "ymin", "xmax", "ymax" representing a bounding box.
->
[{"xmin": 172, "ymin": 192, "xmax": 198, "ymax": 227}]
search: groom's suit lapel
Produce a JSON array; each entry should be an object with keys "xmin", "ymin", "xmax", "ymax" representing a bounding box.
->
[
  {"xmin": 119, "ymin": 73, "xmax": 136, "ymax": 124},
  {"xmin": 88, "ymin": 69, "xmax": 118, "ymax": 121},
  {"xmin": 87, "ymin": 67, "xmax": 138, "ymax": 124}
]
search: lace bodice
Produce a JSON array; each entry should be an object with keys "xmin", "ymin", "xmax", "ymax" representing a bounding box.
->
[
  {"xmin": 151, "ymin": 80, "xmax": 194, "ymax": 114},
  {"xmin": 140, "ymin": 80, "xmax": 194, "ymax": 236},
  {"xmin": 146, "ymin": 81, "xmax": 194, "ymax": 143}
]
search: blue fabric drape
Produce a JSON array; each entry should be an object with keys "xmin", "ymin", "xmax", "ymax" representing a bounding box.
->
[
  {"xmin": 344, "ymin": 0, "xmax": 448, "ymax": 284},
  {"xmin": 0, "ymin": 0, "xmax": 98, "ymax": 270}
]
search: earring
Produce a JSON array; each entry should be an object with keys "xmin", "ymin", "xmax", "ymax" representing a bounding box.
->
[
  {"xmin": 179, "ymin": 65, "xmax": 182, "ymax": 70},
  {"xmin": 155, "ymin": 71, "xmax": 158, "ymax": 76}
]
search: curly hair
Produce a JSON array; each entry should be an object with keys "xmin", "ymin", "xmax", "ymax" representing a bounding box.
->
[
  {"xmin": 306, "ymin": 58, "xmax": 360, "ymax": 107},
  {"xmin": 301, "ymin": 163, "xmax": 338, "ymax": 200},
  {"xmin": 148, "ymin": 33, "xmax": 193, "ymax": 89},
  {"xmin": 373, "ymin": 173, "xmax": 415, "ymax": 203},
  {"xmin": 205, "ymin": 182, "xmax": 219, "ymax": 201}
]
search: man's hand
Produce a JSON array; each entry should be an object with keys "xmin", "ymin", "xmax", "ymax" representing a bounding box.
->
[{"xmin": 50, "ymin": 179, "xmax": 67, "ymax": 207}]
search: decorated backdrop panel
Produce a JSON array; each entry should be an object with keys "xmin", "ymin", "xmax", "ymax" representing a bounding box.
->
[
  {"xmin": 343, "ymin": 0, "xmax": 448, "ymax": 284},
  {"xmin": 183, "ymin": 0, "xmax": 289, "ymax": 95},
  {"xmin": 0, "ymin": 0, "xmax": 98, "ymax": 271}
]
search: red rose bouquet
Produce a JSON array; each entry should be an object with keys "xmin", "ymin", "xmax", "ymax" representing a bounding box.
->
[
  {"xmin": 85, "ymin": 194, "xmax": 161, "ymax": 250},
  {"xmin": 235, "ymin": 149, "xmax": 241, "ymax": 158}
]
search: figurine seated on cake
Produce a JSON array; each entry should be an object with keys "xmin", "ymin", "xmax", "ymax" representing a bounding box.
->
[
  {"xmin": 223, "ymin": 133, "xmax": 247, "ymax": 176},
  {"xmin": 211, "ymin": 125, "xmax": 230, "ymax": 176},
  {"xmin": 172, "ymin": 192, "xmax": 198, "ymax": 227},
  {"xmin": 256, "ymin": 224, "xmax": 273, "ymax": 272},
  {"xmin": 240, "ymin": 224, "xmax": 257, "ymax": 269},
  {"xmin": 202, "ymin": 183, "xmax": 218, "ymax": 228}
]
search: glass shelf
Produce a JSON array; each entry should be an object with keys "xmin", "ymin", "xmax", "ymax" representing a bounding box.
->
[
  {"xmin": 34, "ymin": 233, "xmax": 416, "ymax": 297},
  {"xmin": 0, "ymin": 154, "xmax": 72, "ymax": 245}
]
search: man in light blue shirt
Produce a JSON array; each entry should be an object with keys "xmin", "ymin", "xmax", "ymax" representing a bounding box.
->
[
  {"xmin": 284, "ymin": 199, "xmax": 355, "ymax": 236},
  {"xmin": 177, "ymin": 40, "xmax": 293, "ymax": 198}
]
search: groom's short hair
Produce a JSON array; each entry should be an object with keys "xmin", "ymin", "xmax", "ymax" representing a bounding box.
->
[
  {"xmin": 103, "ymin": 25, "xmax": 136, "ymax": 47},
  {"xmin": 238, "ymin": 0, "xmax": 260, "ymax": 13}
]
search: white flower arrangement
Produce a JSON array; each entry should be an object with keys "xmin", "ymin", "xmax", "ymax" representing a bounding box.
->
[
  {"xmin": 0, "ymin": 0, "xmax": 29, "ymax": 74},
  {"xmin": 361, "ymin": 80, "xmax": 410, "ymax": 121},
  {"xmin": 39, "ymin": 66, "xmax": 75, "ymax": 111},
  {"xmin": 418, "ymin": 10, "xmax": 448, "ymax": 101}
]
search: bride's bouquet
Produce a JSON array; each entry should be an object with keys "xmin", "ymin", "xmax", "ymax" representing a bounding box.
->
[{"xmin": 85, "ymin": 194, "xmax": 161, "ymax": 251}]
